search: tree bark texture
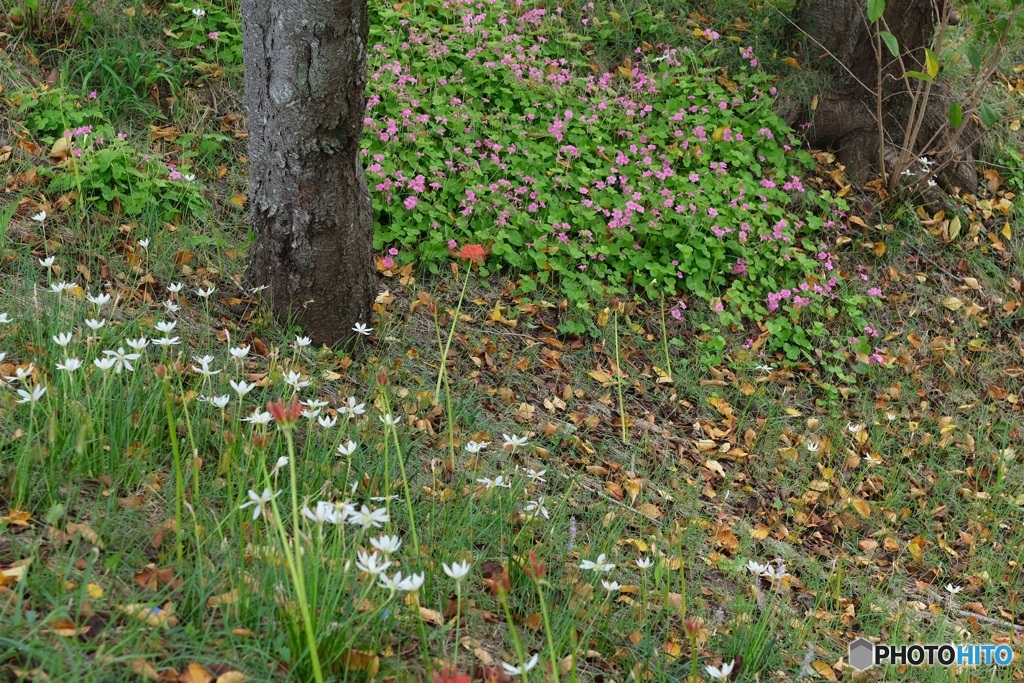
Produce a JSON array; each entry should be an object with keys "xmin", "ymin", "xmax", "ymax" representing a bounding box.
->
[
  {"xmin": 242, "ymin": 0, "xmax": 375, "ymax": 346},
  {"xmin": 795, "ymin": 0, "xmax": 980, "ymax": 194}
]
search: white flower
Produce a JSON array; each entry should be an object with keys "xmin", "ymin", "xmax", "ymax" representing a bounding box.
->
[
  {"xmin": 762, "ymin": 563, "xmax": 789, "ymax": 584},
  {"xmin": 348, "ymin": 505, "xmax": 389, "ymax": 529},
  {"xmin": 205, "ymin": 395, "xmax": 230, "ymax": 409},
  {"xmin": 126, "ymin": 337, "xmax": 149, "ymax": 352},
  {"xmin": 336, "ymin": 440, "xmax": 358, "ymax": 457},
  {"xmin": 927, "ymin": 179, "xmax": 938, "ymax": 188},
  {"xmin": 317, "ymin": 414, "xmax": 337, "ymax": 428},
  {"xmin": 0, "ymin": 313, "xmax": 11, "ymax": 324},
  {"xmin": 282, "ymin": 370, "xmax": 309, "ymax": 391},
  {"xmin": 887, "ymin": 412, "xmax": 897, "ymax": 421},
  {"xmin": 465, "ymin": 440, "xmax": 490, "ymax": 454},
  {"xmin": 195, "ymin": 287, "xmax": 215, "ymax": 299},
  {"xmin": 56, "ymin": 358, "xmax": 83, "ymax": 372},
  {"xmin": 191, "ymin": 7, "xmax": 206, "ymax": 16},
  {"xmin": 379, "ymin": 413, "xmax": 401, "ymax": 426},
  {"xmin": 352, "ymin": 322, "xmax": 373, "ymax": 336},
  {"xmin": 339, "ymin": 396, "xmax": 366, "ymax": 416},
  {"xmin": 601, "ymin": 579, "xmax": 621, "ymax": 592},
  {"xmin": 102, "ymin": 347, "xmax": 142, "ymax": 373},
  {"xmin": 370, "ymin": 535, "xmax": 402, "ymax": 555},
  {"xmin": 230, "ymin": 345, "xmax": 250, "ymax": 359},
  {"xmin": 746, "ymin": 560, "xmax": 769, "ymax": 575},
  {"xmin": 476, "ymin": 475, "xmax": 510, "ymax": 490},
  {"xmin": 501, "ymin": 653, "xmax": 539, "ymax": 676},
  {"xmin": 846, "ymin": 422, "xmax": 864, "ymax": 434},
  {"xmin": 32, "ymin": 211, "xmax": 47, "ymax": 222},
  {"xmin": 84, "ymin": 318, "xmax": 106, "ymax": 331},
  {"xmin": 182, "ymin": 174, "xmax": 196, "ymax": 182},
  {"xmin": 270, "ymin": 456, "xmax": 289, "ymax": 476},
  {"xmin": 503, "ymin": 433, "xmax": 528, "ymax": 449},
  {"xmin": 398, "ymin": 573, "xmax": 425, "ymax": 592},
  {"xmin": 243, "ymin": 409, "xmax": 272, "ymax": 425},
  {"xmin": 39, "ymin": 256, "xmax": 56, "ymax": 268},
  {"xmin": 163, "ymin": 299, "xmax": 180, "ymax": 313},
  {"xmin": 754, "ymin": 363, "xmax": 773, "ymax": 373},
  {"xmin": 443, "ymin": 559, "xmax": 472, "ymax": 581},
  {"xmin": 6, "ymin": 363, "xmax": 34, "ymax": 383},
  {"xmin": 50, "ymin": 281, "xmax": 72, "ymax": 293},
  {"xmin": 152, "ymin": 336, "xmax": 180, "ymax": 347},
  {"xmin": 16, "ymin": 384, "xmax": 47, "ymax": 404},
  {"xmin": 229, "ymin": 380, "xmax": 255, "ymax": 397},
  {"xmin": 636, "ymin": 557, "xmax": 653, "ymax": 570},
  {"xmin": 304, "ymin": 399, "xmax": 329, "ymax": 409},
  {"xmin": 301, "ymin": 408, "xmax": 321, "ymax": 420},
  {"xmin": 806, "ymin": 441, "xmax": 819, "ymax": 452},
  {"xmin": 86, "ymin": 292, "xmax": 111, "ymax": 306},
  {"xmin": 294, "ymin": 335, "xmax": 312, "ymax": 348},
  {"xmin": 250, "ymin": 284, "xmax": 268, "ymax": 294},
  {"xmin": 303, "ymin": 501, "xmax": 344, "ymax": 525},
  {"xmin": 523, "ymin": 497, "xmax": 550, "ymax": 520},
  {"xmin": 52, "ymin": 332, "xmax": 73, "ymax": 347},
  {"xmin": 946, "ymin": 584, "xmax": 963, "ymax": 596},
  {"xmin": 192, "ymin": 355, "xmax": 221, "ymax": 377},
  {"xmin": 167, "ymin": 282, "xmax": 184, "ymax": 294},
  {"xmin": 155, "ymin": 320, "xmax": 177, "ymax": 333},
  {"xmin": 377, "ymin": 572, "xmax": 403, "ymax": 592},
  {"xmin": 138, "ymin": 239, "xmax": 150, "ymax": 250},
  {"xmin": 93, "ymin": 357, "xmax": 117, "ymax": 371},
  {"xmin": 706, "ymin": 660, "xmax": 735, "ymax": 681},
  {"xmin": 580, "ymin": 553, "xmax": 615, "ymax": 572},
  {"xmin": 522, "ymin": 468, "xmax": 547, "ymax": 483},
  {"xmin": 240, "ymin": 488, "xmax": 280, "ymax": 520},
  {"xmin": 356, "ymin": 549, "xmax": 392, "ymax": 575}
]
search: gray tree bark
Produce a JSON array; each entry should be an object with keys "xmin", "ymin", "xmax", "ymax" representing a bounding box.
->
[
  {"xmin": 241, "ymin": 0, "xmax": 375, "ymax": 346},
  {"xmin": 794, "ymin": 0, "xmax": 980, "ymax": 195}
]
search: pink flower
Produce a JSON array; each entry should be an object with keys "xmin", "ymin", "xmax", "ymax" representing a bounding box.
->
[
  {"xmin": 403, "ymin": 196, "xmax": 418, "ymax": 210},
  {"xmin": 868, "ymin": 287, "xmax": 882, "ymax": 296},
  {"xmin": 208, "ymin": 31, "xmax": 219, "ymax": 40},
  {"xmin": 88, "ymin": 91, "xmax": 98, "ymax": 99},
  {"xmin": 448, "ymin": 239, "xmax": 458, "ymax": 249},
  {"xmin": 169, "ymin": 170, "xmax": 182, "ymax": 180}
]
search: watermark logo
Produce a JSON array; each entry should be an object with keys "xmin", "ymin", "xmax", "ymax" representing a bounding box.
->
[{"xmin": 849, "ymin": 638, "xmax": 1015, "ymax": 671}]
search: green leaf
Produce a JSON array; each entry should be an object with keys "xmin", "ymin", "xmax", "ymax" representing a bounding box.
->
[
  {"xmin": 924, "ymin": 48, "xmax": 939, "ymax": 78},
  {"xmin": 967, "ymin": 45, "xmax": 982, "ymax": 70},
  {"xmin": 867, "ymin": 0, "xmax": 885, "ymax": 23},
  {"xmin": 905, "ymin": 70, "xmax": 933, "ymax": 83},
  {"xmin": 947, "ymin": 101, "xmax": 963, "ymax": 129},
  {"xmin": 879, "ymin": 31, "xmax": 899, "ymax": 57},
  {"xmin": 980, "ymin": 102, "xmax": 997, "ymax": 128}
]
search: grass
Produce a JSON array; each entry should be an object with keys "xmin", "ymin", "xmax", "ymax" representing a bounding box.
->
[{"xmin": 2, "ymin": 0, "xmax": 1024, "ymax": 681}]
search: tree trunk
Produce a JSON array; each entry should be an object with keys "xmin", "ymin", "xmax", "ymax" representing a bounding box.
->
[
  {"xmin": 241, "ymin": 0, "xmax": 375, "ymax": 346},
  {"xmin": 794, "ymin": 0, "xmax": 980, "ymax": 196}
]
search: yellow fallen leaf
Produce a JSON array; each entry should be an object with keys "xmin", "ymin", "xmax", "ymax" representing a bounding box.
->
[
  {"xmin": 812, "ymin": 661, "xmax": 837, "ymax": 681},
  {"xmin": 419, "ymin": 606, "xmax": 445, "ymax": 626},
  {"xmin": 86, "ymin": 582, "xmax": 104, "ymax": 599}
]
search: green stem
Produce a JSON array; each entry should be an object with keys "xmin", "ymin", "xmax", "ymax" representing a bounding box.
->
[
  {"xmin": 261, "ymin": 445, "xmax": 324, "ymax": 683},
  {"xmin": 381, "ymin": 394, "xmax": 421, "ymax": 558},
  {"xmin": 659, "ymin": 293, "xmax": 673, "ymax": 381},
  {"xmin": 612, "ymin": 312, "xmax": 629, "ymax": 446},
  {"xmin": 535, "ymin": 580, "xmax": 561, "ymax": 683},
  {"xmin": 434, "ymin": 265, "xmax": 473, "ymax": 402},
  {"xmin": 161, "ymin": 377, "xmax": 185, "ymax": 566}
]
